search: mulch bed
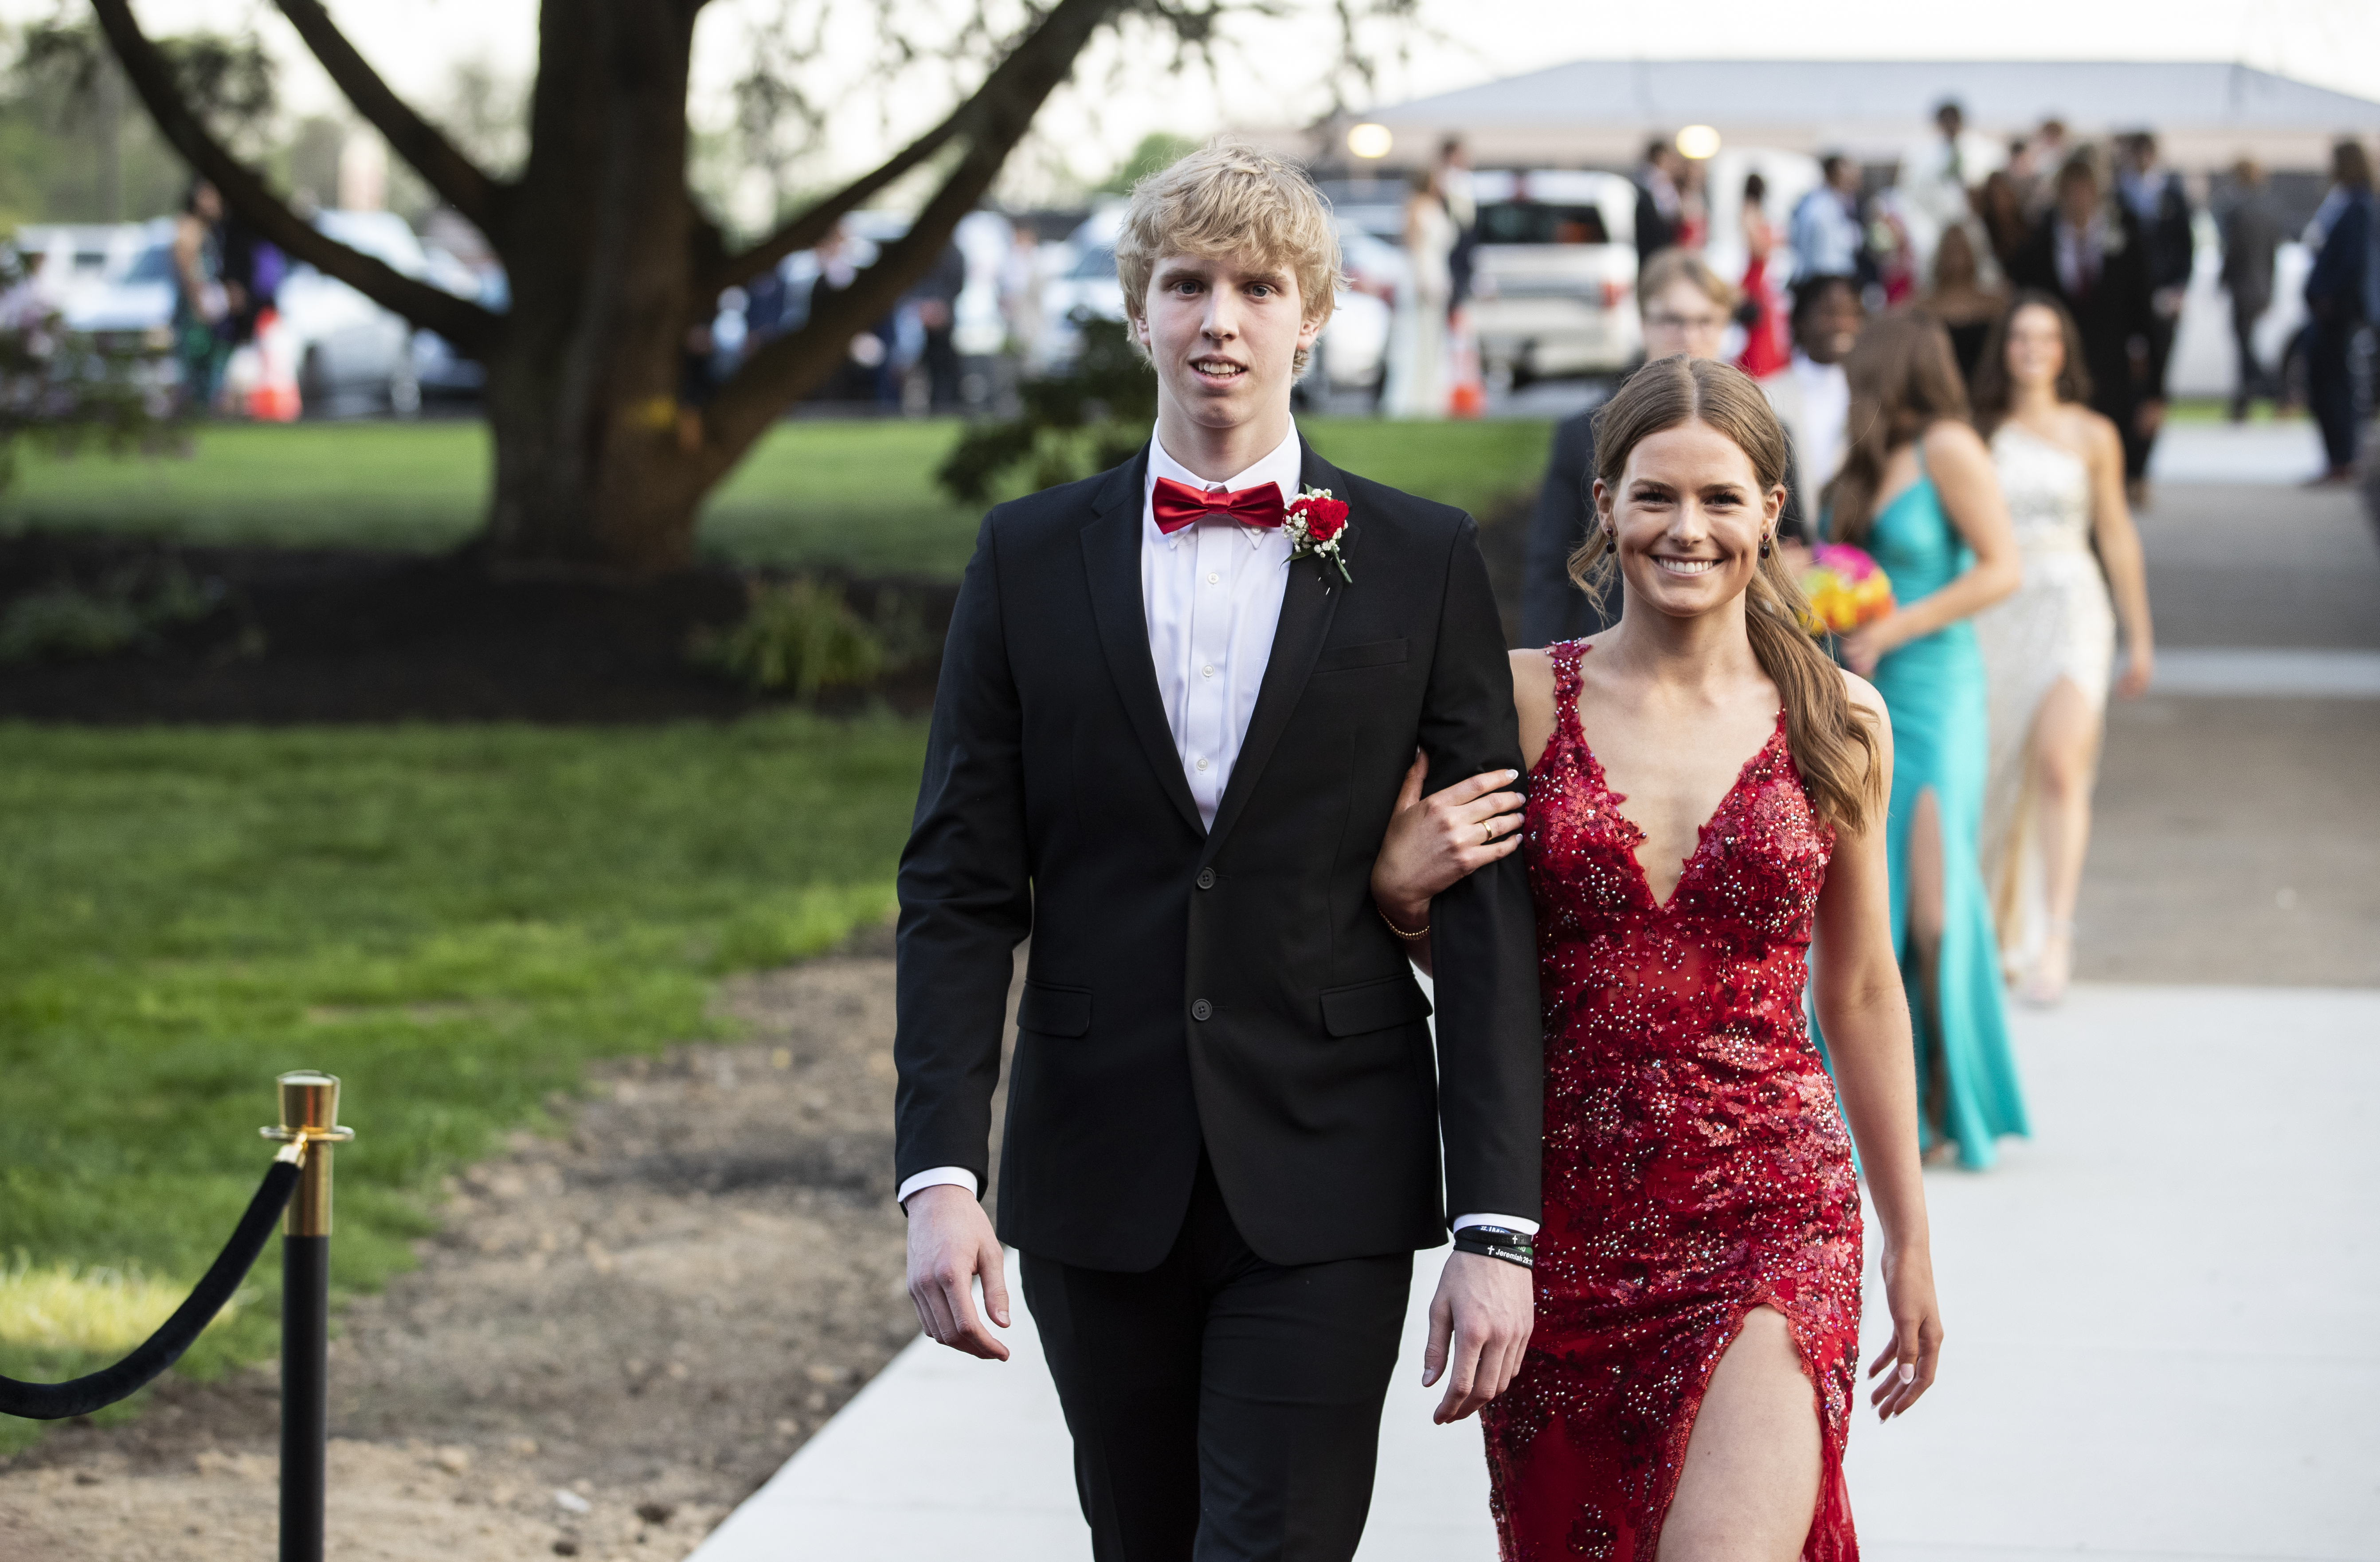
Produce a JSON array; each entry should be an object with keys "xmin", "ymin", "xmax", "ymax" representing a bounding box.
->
[{"xmin": 0, "ymin": 533, "xmax": 957, "ymax": 724}]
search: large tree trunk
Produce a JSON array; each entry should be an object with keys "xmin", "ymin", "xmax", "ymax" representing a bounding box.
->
[{"xmin": 479, "ymin": 0, "xmax": 706, "ymax": 572}]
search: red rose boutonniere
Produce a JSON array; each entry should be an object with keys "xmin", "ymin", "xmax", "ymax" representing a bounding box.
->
[{"xmin": 1284, "ymin": 487, "xmax": 1352, "ymax": 583}]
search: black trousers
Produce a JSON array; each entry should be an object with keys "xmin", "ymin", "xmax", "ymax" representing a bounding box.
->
[
  {"xmin": 2308, "ymin": 321, "xmax": 2367, "ymax": 471},
  {"xmin": 1021, "ymin": 1155, "xmax": 1413, "ymax": 1562}
]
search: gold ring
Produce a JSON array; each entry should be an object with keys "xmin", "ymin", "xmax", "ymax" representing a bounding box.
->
[{"xmin": 1483, "ymin": 821, "xmax": 1495, "ymax": 845}]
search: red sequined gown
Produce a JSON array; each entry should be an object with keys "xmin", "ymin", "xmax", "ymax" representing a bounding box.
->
[{"xmin": 1483, "ymin": 641, "xmax": 1864, "ymax": 1561}]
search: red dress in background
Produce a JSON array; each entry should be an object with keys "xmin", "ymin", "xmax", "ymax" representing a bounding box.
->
[
  {"xmin": 1483, "ymin": 641, "xmax": 1864, "ymax": 1561},
  {"xmin": 1737, "ymin": 207, "xmax": 1792, "ymax": 379}
]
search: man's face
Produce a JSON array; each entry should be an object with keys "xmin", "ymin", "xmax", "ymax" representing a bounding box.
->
[
  {"xmin": 1640, "ymin": 280, "xmax": 1730, "ymax": 362},
  {"xmin": 2059, "ymin": 176, "xmax": 2099, "ymax": 228},
  {"xmin": 1135, "ymin": 253, "xmax": 1321, "ymax": 435},
  {"xmin": 1938, "ymin": 108, "xmax": 1962, "ymax": 140},
  {"xmin": 1797, "ymin": 285, "xmax": 1864, "ymax": 365}
]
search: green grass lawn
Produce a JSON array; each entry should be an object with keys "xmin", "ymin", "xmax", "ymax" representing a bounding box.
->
[
  {"xmin": 0, "ymin": 417, "xmax": 1553, "ymax": 579},
  {"xmin": 0, "ymin": 714, "xmax": 927, "ymax": 1449}
]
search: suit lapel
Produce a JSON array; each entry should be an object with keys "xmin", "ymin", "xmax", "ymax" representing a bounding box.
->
[
  {"xmin": 1202, "ymin": 442, "xmax": 1346, "ymax": 858},
  {"xmin": 1081, "ymin": 448, "xmax": 1206, "ymax": 836}
]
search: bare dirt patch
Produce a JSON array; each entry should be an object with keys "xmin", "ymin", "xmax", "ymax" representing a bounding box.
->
[{"xmin": 0, "ymin": 931, "xmax": 952, "ymax": 1561}]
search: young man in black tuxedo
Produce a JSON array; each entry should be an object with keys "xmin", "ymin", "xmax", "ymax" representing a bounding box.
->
[{"xmin": 893, "ymin": 142, "xmax": 1541, "ymax": 1559}]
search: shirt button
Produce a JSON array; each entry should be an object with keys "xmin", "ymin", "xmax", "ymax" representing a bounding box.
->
[
  {"xmin": 1194, "ymin": 756, "xmax": 1209, "ymax": 772},
  {"xmin": 1207, "ymin": 572, "xmax": 1220, "ymax": 585},
  {"xmin": 1196, "ymin": 867, "xmax": 1216, "ymax": 889},
  {"xmin": 1191, "ymin": 999, "xmax": 1213, "ymax": 1021},
  {"xmin": 1201, "ymin": 664, "xmax": 1215, "ymax": 679}
]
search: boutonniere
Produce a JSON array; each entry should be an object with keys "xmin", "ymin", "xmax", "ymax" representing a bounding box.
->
[{"xmin": 1284, "ymin": 488, "xmax": 1352, "ymax": 583}]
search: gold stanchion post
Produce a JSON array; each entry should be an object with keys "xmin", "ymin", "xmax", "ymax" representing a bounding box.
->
[{"xmin": 262, "ymin": 1072, "xmax": 352, "ymax": 1562}]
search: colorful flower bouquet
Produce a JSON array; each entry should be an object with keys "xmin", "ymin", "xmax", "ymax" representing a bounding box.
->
[{"xmin": 1797, "ymin": 544, "xmax": 1894, "ymax": 636}]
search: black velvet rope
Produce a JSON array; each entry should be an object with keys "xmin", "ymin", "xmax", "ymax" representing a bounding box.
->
[{"xmin": 0, "ymin": 1159, "xmax": 301, "ymax": 1421}]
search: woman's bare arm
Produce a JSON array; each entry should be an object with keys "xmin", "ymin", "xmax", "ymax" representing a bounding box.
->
[
  {"xmin": 2084, "ymin": 411, "xmax": 2156, "ymax": 696},
  {"xmin": 1810, "ymin": 673, "xmax": 1942, "ymax": 1419},
  {"xmin": 1839, "ymin": 421, "xmax": 2020, "ymax": 672}
]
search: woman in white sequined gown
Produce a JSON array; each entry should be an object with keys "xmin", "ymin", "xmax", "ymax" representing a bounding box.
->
[{"xmin": 1969, "ymin": 294, "xmax": 2155, "ymax": 1004}]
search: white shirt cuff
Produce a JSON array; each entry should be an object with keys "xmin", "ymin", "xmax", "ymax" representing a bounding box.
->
[
  {"xmin": 898, "ymin": 1167, "xmax": 980, "ymax": 1206},
  {"xmin": 1451, "ymin": 1212, "xmax": 1540, "ymax": 1237}
]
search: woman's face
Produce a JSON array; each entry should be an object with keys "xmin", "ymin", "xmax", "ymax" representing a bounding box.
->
[
  {"xmin": 1595, "ymin": 419, "xmax": 1783, "ymax": 623},
  {"xmin": 1640, "ymin": 281, "xmax": 1730, "ymax": 362},
  {"xmin": 2003, "ymin": 303, "xmax": 2066, "ymax": 392}
]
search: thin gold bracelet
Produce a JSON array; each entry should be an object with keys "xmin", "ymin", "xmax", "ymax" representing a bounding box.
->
[{"xmin": 1378, "ymin": 904, "xmax": 1430, "ymax": 940}]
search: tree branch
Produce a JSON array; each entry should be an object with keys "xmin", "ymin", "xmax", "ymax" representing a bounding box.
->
[
  {"xmin": 699, "ymin": 0, "xmax": 1124, "ymax": 469},
  {"xmin": 270, "ymin": 0, "xmax": 502, "ymax": 231},
  {"xmin": 90, "ymin": 0, "xmax": 501, "ymax": 353},
  {"xmin": 704, "ymin": 0, "xmax": 1129, "ymax": 295}
]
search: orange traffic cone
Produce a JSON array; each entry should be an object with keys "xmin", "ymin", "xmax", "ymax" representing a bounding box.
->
[
  {"xmin": 1447, "ymin": 305, "xmax": 1485, "ymax": 419},
  {"xmin": 244, "ymin": 308, "xmax": 302, "ymax": 422}
]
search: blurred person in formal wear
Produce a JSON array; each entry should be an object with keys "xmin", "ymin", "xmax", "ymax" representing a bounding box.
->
[
  {"xmin": 1868, "ymin": 169, "xmax": 1919, "ymax": 305},
  {"xmin": 1904, "ymin": 99, "xmax": 2005, "ymax": 278},
  {"xmin": 1441, "ymin": 136, "xmax": 1478, "ymax": 313},
  {"xmin": 1792, "ymin": 154, "xmax": 1867, "ymax": 284},
  {"xmin": 2115, "ymin": 133, "xmax": 2193, "ymax": 474},
  {"xmin": 1524, "ymin": 251, "xmax": 1824, "ymax": 645},
  {"xmin": 1761, "ymin": 274, "xmax": 1867, "ymax": 545},
  {"xmin": 2219, "ymin": 159, "xmax": 2286, "ymax": 420},
  {"xmin": 1386, "ymin": 164, "xmax": 1457, "ymax": 418},
  {"xmin": 1975, "ymin": 169, "xmax": 2030, "ymax": 277},
  {"xmin": 2009, "ymin": 118, "xmax": 2072, "ymax": 216},
  {"xmin": 1968, "ymin": 293, "xmax": 2155, "ymax": 1005},
  {"xmin": 907, "ymin": 239, "xmax": 969, "ymax": 411},
  {"xmin": 2007, "ymin": 153, "xmax": 2159, "ymax": 498},
  {"xmin": 1635, "ymin": 139, "xmax": 1687, "ymax": 262},
  {"xmin": 1822, "ymin": 312, "xmax": 2025, "ymax": 1168},
  {"xmin": 1926, "ymin": 223, "xmax": 2007, "ymax": 386},
  {"xmin": 2302, "ymin": 138, "xmax": 2376, "ymax": 484},
  {"xmin": 1736, "ymin": 172, "xmax": 1792, "ymax": 378},
  {"xmin": 171, "ymin": 178, "xmax": 234, "ymax": 413}
]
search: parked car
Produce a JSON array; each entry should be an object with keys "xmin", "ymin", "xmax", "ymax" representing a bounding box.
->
[
  {"xmin": 1464, "ymin": 169, "xmax": 1642, "ymax": 385},
  {"xmin": 1307, "ymin": 221, "xmax": 1403, "ymax": 400},
  {"xmin": 55, "ymin": 221, "xmax": 179, "ymax": 358},
  {"xmin": 276, "ymin": 209, "xmax": 430, "ymax": 415}
]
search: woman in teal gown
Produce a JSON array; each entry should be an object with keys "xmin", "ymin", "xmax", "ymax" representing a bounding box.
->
[{"xmin": 1827, "ymin": 313, "xmax": 2030, "ymax": 1167}]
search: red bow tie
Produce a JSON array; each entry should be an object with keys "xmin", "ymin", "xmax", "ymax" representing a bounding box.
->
[{"xmin": 1151, "ymin": 476, "xmax": 1286, "ymax": 535}]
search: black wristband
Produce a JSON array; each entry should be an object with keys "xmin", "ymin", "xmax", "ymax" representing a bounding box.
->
[{"xmin": 1452, "ymin": 1226, "xmax": 1534, "ymax": 1268}]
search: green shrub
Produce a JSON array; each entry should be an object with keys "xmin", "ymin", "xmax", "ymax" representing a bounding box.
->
[
  {"xmin": 0, "ymin": 561, "xmax": 220, "ymax": 666},
  {"xmin": 689, "ymin": 575, "xmax": 887, "ymax": 699}
]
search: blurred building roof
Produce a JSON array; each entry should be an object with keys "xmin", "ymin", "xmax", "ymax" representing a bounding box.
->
[{"xmin": 1357, "ymin": 60, "xmax": 2380, "ymax": 171}]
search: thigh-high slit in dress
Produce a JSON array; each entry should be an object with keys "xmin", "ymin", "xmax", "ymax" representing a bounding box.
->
[{"xmin": 1483, "ymin": 640, "xmax": 1865, "ymax": 1561}]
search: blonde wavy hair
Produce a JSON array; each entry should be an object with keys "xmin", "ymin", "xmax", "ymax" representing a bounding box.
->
[
  {"xmin": 1569, "ymin": 355, "xmax": 1884, "ymax": 834},
  {"xmin": 1115, "ymin": 140, "xmax": 1343, "ymax": 376}
]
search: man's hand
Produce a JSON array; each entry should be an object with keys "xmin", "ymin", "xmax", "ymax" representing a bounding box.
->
[
  {"xmin": 1420, "ymin": 1249, "xmax": 1533, "ymax": 1424},
  {"xmin": 904, "ymin": 1184, "xmax": 1011, "ymax": 1361}
]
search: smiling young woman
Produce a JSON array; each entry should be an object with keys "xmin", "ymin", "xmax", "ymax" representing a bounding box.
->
[{"xmin": 1370, "ymin": 355, "xmax": 1942, "ymax": 1561}]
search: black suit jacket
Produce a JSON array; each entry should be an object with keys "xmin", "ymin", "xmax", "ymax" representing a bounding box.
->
[
  {"xmin": 894, "ymin": 442, "xmax": 1543, "ymax": 1272},
  {"xmin": 2006, "ymin": 212, "xmax": 2156, "ymax": 419}
]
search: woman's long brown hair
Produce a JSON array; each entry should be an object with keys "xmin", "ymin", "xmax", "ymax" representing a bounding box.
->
[
  {"xmin": 1966, "ymin": 289, "xmax": 2093, "ymax": 436},
  {"xmin": 1821, "ymin": 310, "xmax": 1970, "ymax": 546},
  {"xmin": 1566, "ymin": 355, "xmax": 1883, "ymax": 833}
]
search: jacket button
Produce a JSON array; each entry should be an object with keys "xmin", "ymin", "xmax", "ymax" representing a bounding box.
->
[
  {"xmin": 1195, "ymin": 868, "xmax": 1216, "ymax": 890},
  {"xmin": 1191, "ymin": 999, "xmax": 1213, "ymax": 1021}
]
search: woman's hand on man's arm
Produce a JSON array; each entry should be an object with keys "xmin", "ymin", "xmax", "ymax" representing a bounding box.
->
[{"xmin": 1370, "ymin": 751, "xmax": 1526, "ymax": 932}]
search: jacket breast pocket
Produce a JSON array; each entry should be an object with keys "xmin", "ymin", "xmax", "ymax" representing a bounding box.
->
[
  {"xmin": 1312, "ymin": 638, "xmax": 1409, "ymax": 674},
  {"xmin": 1017, "ymin": 980, "xmax": 1092, "ymax": 1037},
  {"xmin": 1318, "ymin": 975, "xmax": 1433, "ymax": 1038}
]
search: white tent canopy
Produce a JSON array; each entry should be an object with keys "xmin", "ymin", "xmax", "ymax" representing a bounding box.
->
[{"xmin": 1360, "ymin": 59, "xmax": 2380, "ymax": 171}]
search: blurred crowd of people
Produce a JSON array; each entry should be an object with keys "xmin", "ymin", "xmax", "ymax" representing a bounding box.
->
[{"xmin": 1626, "ymin": 106, "xmax": 2379, "ymax": 489}]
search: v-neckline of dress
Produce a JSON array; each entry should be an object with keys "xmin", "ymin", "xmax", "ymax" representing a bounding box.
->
[{"xmin": 1560, "ymin": 648, "xmax": 1788, "ymax": 915}]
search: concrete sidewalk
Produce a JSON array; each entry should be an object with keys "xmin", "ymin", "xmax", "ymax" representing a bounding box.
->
[{"xmin": 690, "ymin": 983, "xmax": 2380, "ymax": 1562}]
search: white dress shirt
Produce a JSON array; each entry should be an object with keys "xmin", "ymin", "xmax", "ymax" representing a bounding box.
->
[
  {"xmin": 1789, "ymin": 350, "xmax": 1852, "ymax": 493},
  {"xmin": 900, "ymin": 423, "xmax": 1534, "ymax": 1237}
]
